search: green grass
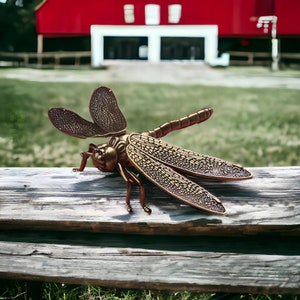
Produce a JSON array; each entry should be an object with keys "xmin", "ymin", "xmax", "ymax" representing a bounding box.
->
[
  {"xmin": 1, "ymin": 281, "xmax": 298, "ymax": 300},
  {"xmin": 0, "ymin": 280, "xmax": 212, "ymax": 300},
  {"xmin": 0, "ymin": 76, "xmax": 299, "ymax": 299},
  {"xmin": 0, "ymin": 79, "xmax": 299, "ymax": 168}
]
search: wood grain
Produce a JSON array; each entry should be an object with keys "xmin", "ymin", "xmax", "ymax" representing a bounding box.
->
[
  {"xmin": 0, "ymin": 239, "xmax": 299, "ymax": 294},
  {"xmin": 0, "ymin": 167, "xmax": 299, "ymax": 293},
  {"xmin": 0, "ymin": 167, "xmax": 299, "ymax": 236}
]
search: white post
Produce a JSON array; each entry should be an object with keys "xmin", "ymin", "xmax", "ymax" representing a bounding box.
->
[
  {"xmin": 204, "ymin": 28, "xmax": 218, "ymax": 65},
  {"xmin": 148, "ymin": 32, "xmax": 160, "ymax": 63},
  {"xmin": 271, "ymin": 38, "xmax": 279, "ymax": 71},
  {"xmin": 271, "ymin": 17, "xmax": 279, "ymax": 71},
  {"xmin": 257, "ymin": 16, "xmax": 279, "ymax": 71},
  {"xmin": 91, "ymin": 26, "xmax": 104, "ymax": 68}
]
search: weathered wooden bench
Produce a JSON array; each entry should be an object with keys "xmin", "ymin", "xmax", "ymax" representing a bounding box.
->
[{"xmin": 0, "ymin": 167, "xmax": 299, "ymax": 295}]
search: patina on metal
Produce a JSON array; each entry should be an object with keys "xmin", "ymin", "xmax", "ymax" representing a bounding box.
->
[{"xmin": 48, "ymin": 86, "xmax": 252, "ymax": 215}]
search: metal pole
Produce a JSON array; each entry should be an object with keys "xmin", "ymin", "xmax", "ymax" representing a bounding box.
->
[{"xmin": 256, "ymin": 16, "xmax": 279, "ymax": 71}]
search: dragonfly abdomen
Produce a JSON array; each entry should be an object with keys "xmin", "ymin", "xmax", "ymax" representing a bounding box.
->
[{"xmin": 146, "ymin": 108, "xmax": 213, "ymax": 139}]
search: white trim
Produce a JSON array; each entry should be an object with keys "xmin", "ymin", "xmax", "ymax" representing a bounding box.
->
[{"xmin": 91, "ymin": 25, "xmax": 219, "ymax": 67}]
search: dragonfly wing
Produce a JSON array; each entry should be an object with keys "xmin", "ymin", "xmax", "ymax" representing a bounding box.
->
[
  {"xmin": 128, "ymin": 133, "xmax": 252, "ymax": 180},
  {"xmin": 126, "ymin": 142, "xmax": 225, "ymax": 214},
  {"xmin": 89, "ymin": 86, "xmax": 127, "ymax": 135},
  {"xmin": 48, "ymin": 108, "xmax": 108, "ymax": 138}
]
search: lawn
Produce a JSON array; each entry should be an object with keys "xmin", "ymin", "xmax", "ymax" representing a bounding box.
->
[
  {"xmin": 0, "ymin": 78, "xmax": 299, "ymax": 168},
  {"xmin": 0, "ymin": 76, "xmax": 299, "ymax": 299}
]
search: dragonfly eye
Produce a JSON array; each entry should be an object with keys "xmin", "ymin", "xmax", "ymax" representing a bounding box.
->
[
  {"xmin": 94, "ymin": 144, "xmax": 107, "ymax": 161},
  {"xmin": 96, "ymin": 149, "xmax": 103, "ymax": 156}
]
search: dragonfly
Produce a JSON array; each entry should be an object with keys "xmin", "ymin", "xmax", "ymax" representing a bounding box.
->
[{"xmin": 48, "ymin": 86, "xmax": 252, "ymax": 215}]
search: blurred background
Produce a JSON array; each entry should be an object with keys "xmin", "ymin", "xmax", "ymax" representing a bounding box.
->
[
  {"xmin": 0, "ymin": 1, "xmax": 299, "ymax": 299},
  {"xmin": 0, "ymin": 0, "xmax": 299, "ymax": 67}
]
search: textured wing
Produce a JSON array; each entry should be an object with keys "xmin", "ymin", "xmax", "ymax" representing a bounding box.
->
[
  {"xmin": 126, "ymin": 142, "xmax": 225, "ymax": 214},
  {"xmin": 89, "ymin": 86, "xmax": 127, "ymax": 136},
  {"xmin": 128, "ymin": 133, "xmax": 252, "ymax": 180},
  {"xmin": 48, "ymin": 108, "xmax": 109, "ymax": 138}
]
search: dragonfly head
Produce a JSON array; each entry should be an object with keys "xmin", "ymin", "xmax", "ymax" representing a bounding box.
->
[{"xmin": 92, "ymin": 143, "xmax": 118, "ymax": 172}]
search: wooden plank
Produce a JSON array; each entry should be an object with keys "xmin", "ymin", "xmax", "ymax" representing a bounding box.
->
[
  {"xmin": 0, "ymin": 51, "xmax": 91, "ymax": 66},
  {"xmin": 0, "ymin": 167, "xmax": 299, "ymax": 236},
  {"xmin": 0, "ymin": 238, "xmax": 299, "ymax": 294},
  {"xmin": 281, "ymin": 53, "xmax": 300, "ymax": 59}
]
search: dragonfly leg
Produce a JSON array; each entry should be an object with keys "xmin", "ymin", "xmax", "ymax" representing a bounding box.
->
[
  {"xmin": 73, "ymin": 144, "xmax": 95, "ymax": 172},
  {"xmin": 138, "ymin": 180, "xmax": 152, "ymax": 214},
  {"xmin": 129, "ymin": 172, "xmax": 151, "ymax": 214},
  {"xmin": 73, "ymin": 152, "xmax": 91, "ymax": 172},
  {"xmin": 117, "ymin": 163, "xmax": 151, "ymax": 214},
  {"xmin": 127, "ymin": 171, "xmax": 152, "ymax": 214},
  {"xmin": 125, "ymin": 181, "xmax": 133, "ymax": 213}
]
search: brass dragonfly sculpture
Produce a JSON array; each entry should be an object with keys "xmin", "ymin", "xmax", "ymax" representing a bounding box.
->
[{"xmin": 48, "ymin": 86, "xmax": 252, "ymax": 215}]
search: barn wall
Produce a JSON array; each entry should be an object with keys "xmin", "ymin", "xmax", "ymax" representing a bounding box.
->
[{"xmin": 36, "ymin": 0, "xmax": 300, "ymax": 37}]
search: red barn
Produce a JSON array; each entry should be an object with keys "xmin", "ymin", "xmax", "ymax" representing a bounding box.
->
[{"xmin": 36, "ymin": 0, "xmax": 300, "ymax": 65}]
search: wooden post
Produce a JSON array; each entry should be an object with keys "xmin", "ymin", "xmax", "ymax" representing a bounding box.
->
[
  {"xmin": 54, "ymin": 55, "xmax": 60, "ymax": 65},
  {"xmin": 37, "ymin": 34, "xmax": 43, "ymax": 65},
  {"xmin": 37, "ymin": 34, "xmax": 43, "ymax": 53},
  {"xmin": 75, "ymin": 55, "xmax": 80, "ymax": 66},
  {"xmin": 23, "ymin": 53, "xmax": 29, "ymax": 66}
]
